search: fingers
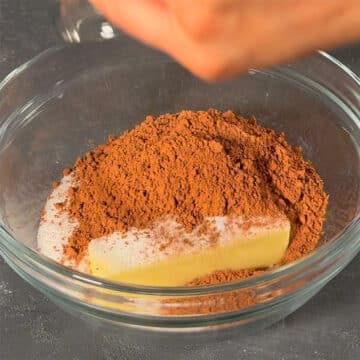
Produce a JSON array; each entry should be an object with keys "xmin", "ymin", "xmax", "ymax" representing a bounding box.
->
[
  {"xmin": 90, "ymin": 0, "xmax": 236, "ymax": 80},
  {"xmin": 167, "ymin": 0, "xmax": 360, "ymax": 79},
  {"xmin": 90, "ymin": 0, "xmax": 360, "ymax": 81}
]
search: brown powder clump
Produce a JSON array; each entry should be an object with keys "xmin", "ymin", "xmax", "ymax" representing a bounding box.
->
[{"xmin": 64, "ymin": 109, "xmax": 328, "ymax": 283}]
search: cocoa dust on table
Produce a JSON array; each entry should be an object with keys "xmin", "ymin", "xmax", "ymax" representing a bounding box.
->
[{"xmin": 61, "ymin": 109, "xmax": 328, "ymax": 284}]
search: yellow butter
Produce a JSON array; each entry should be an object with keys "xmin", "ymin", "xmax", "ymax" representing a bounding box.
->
[{"xmin": 89, "ymin": 223, "xmax": 290, "ymax": 286}]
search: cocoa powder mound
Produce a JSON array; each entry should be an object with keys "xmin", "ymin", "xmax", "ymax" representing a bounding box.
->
[{"xmin": 64, "ymin": 109, "xmax": 328, "ymax": 282}]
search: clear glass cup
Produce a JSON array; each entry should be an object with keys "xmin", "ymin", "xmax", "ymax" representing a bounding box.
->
[
  {"xmin": 54, "ymin": 0, "xmax": 121, "ymax": 43},
  {"xmin": 0, "ymin": 40, "xmax": 360, "ymax": 334}
]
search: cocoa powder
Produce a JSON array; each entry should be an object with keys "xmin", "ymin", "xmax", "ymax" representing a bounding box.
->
[{"xmin": 63, "ymin": 109, "xmax": 328, "ymax": 284}]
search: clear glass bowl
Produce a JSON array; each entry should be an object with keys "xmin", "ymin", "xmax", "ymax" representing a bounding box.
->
[{"xmin": 1, "ymin": 41, "xmax": 360, "ymax": 334}]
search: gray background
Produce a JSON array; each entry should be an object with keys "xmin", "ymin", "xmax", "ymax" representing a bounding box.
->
[{"xmin": 1, "ymin": 1, "xmax": 360, "ymax": 359}]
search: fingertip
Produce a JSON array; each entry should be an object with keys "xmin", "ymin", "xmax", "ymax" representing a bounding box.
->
[{"xmin": 170, "ymin": 52, "xmax": 243, "ymax": 82}]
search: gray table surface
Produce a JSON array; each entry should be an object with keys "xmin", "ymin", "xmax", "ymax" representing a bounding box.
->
[{"xmin": 1, "ymin": 1, "xmax": 360, "ymax": 359}]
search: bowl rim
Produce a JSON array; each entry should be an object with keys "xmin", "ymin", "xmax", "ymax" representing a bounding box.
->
[{"xmin": 1, "ymin": 47, "xmax": 360, "ymax": 296}]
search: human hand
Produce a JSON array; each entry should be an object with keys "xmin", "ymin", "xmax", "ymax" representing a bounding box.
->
[{"xmin": 90, "ymin": 0, "xmax": 360, "ymax": 80}]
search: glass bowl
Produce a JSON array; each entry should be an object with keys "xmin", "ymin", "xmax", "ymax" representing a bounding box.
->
[{"xmin": 1, "ymin": 41, "xmax": 360, "ymax": 334}]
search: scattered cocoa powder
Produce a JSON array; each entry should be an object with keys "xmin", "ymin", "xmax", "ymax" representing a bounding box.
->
[
  {"xmin": 62, "ymin": 109, "xmax": 328, "ymax": 285},
  {"xmin": 52, "ymin": 181, "xmax": 60, "ymax": 189},
  {"xmin": 54, "ymin": 202, "xmax": 65, "ymax": 211},
  {"xmin": 63, "ymin": 168, "xmax": 72, "ymax": 176},
  {"xmin": 188, "ymin": 268, "xmax": 266, "ymax": 286}
]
